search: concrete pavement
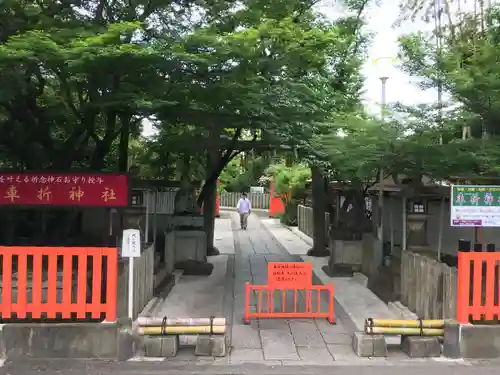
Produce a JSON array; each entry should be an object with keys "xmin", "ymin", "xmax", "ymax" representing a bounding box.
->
[
  {"xmin": 138, "ymin": 211, "xmax": 355, "ymax": 365},
  {"xmin": 229, "ymin": 212, "xmax": 354, "ymax": 365},
  {"xmin": 134, "ymin": 211, "xmax": 478, "ymax": 366},
  {"xmin": 4, "ymin": 358, "xmax": 500, "ymax": 375},
  {"xmin": 259, "ymin": 217, "xmax": 401, "ymax": 345},
  {"xmin": 133, "ymin": 211, "xmax": 497, "ymax": 366}
]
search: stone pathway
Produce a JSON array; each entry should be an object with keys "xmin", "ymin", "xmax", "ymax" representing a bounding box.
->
[
  {"xmin": 229, "ymin": 212, "xmax": 355, "ymax": 365},
  {"xmin": 139, "ymin": 211, "xmax": 470, "ymax": 366},
  {"xmin": 149, "ymin": 212, "xmax": 235, "ymax": 323},
  {"xmin": 214, "ymin": 214, "xmax": 235, "ymax": 255}
]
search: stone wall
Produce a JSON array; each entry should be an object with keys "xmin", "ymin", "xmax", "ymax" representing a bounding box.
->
[
  {"xmin": 361, "ymin": 233, "xmax": 376, "ymax": 277},
  {"xmin": 400, "ymin": 250, "xmax": 457, "ymax": 319},
  {"xmin": 297, "ymin": 205, "xmax": 330, "ymax": 239}
]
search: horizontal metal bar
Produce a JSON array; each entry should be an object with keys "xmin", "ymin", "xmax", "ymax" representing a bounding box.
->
[
  {"xmin": 246, "ymin": 312, "xmax": 330, "ymax": 319},
  {"xmin": 247, "ymin": 285, "xmax": 331, "ymax": 291}
]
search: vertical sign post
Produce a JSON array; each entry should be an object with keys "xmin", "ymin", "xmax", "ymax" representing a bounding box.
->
[
  {"xmin": 121, "ymin": 229, "xmax": 141, "ymax": 319},
  {"xmin": 145, "ymin": 190, "xmax": 150, "ymax": 243}
]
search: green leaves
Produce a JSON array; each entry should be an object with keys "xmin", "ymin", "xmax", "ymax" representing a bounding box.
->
[
  {"xmin": 0, "ymin": 0, "xmax": 372, "ymax": 175},
  {"xmin": 392, "ymin": 3, "xmax": 500, "ymax": 182},
  {"xmin": 265, "ymin": 162, "xmax": 311, "ymax": 198},
  {"xmin": 398, "ymin": 4, "xmax": 500, "ymax": 136},
  {"xmin": 310, "ymin": 113, "xmax": 393, "ymax": 187}
]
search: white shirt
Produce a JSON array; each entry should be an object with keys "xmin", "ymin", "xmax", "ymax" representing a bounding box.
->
[{"xmin": 237, "ymin": 198, "xmax": 251, "ymax": 213}]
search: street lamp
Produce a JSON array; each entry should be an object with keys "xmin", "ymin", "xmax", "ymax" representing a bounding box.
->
[{"xmin": 372, "ymin": 57, "xmax": 396, "ymax": 270}]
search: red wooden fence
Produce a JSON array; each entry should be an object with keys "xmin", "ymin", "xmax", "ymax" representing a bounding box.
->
[
  {"xmin": 457, "ymin": 240, "xmax": 500, "ymax": 323},
  {"xmin": 0, "ymin": 246, "xmax": 118, "ymax": 321}
]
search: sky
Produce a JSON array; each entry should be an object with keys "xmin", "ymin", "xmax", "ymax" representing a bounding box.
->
[{"xmin": 319, "ymin": 0, "xmax": 442, "ymax": 115}]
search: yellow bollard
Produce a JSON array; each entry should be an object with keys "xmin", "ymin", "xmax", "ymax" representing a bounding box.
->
[
  {"xmin": 364, "ymin": 319, "xmax": 444, "ymax": 328},
  {"xmin": 364, "ymin": 326, "xmax": 443, "ymax": 336},
  {"xmin": 138, "ymin": 325, "xmax": 226, "ymax": 335},
  {"xmin": 137, "ymin": 317, "xmax": 226, "ymax": 327}
]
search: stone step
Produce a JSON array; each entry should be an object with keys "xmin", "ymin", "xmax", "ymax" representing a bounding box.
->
[
  {"xmin": 333, "ymin": 277, "xmax": 402, "ymax": 345},
  {"xmin": 138, "ymin": 334, "xmax": 228, "ymax": 358}
]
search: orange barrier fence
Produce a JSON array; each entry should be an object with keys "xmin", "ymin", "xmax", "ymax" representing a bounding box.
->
[
  {"xmin": 244, "ymin": 262, "xmax": 334, "ymax": 324},
  {"xmin": 244, "ymin": 284, "xmax": 335, "ymax": 323},
  {"xmin": 0, "ymin": 246, "xmax": 118, "ymax": 321},
  {"xmin": 457, "ymin": 240, "xmax": 500, "ymax": 323}
]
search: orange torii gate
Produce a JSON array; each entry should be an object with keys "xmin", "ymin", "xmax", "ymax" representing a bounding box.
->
[
  {"xmin": 199, "ymin": 178, "xmax": 220, "ymax": 217},
  {"xmin": 269, "ymin": 181, "xmax": 285, "ymax": 218}
]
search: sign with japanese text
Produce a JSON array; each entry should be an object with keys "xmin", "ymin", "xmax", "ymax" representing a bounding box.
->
[
  {"xmin": 268, "ymin": 262, "xmax": 312, "ymax": 288},
  {"xmin": 0, "ymin": 173, "xmax": 128, "ymax": 207},
  {"xmin": 121, "ymin": 229, "xmax": 141, "ymax": 258},
  {"xmin": 451, "ymin": 185, "xmax": 500, "ymax": 227}
]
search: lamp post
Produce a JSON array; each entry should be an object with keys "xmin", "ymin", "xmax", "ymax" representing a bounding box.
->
[
  {"xmin": 376, "ymin": 76, "xmax": 388, "ymax": 268},
  {"xmin": 372, "ymin": 56, "xmax": 395, "ymax": 270}
]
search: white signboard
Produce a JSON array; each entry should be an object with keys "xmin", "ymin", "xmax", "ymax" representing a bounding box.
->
[
  {"xmin": 250, "ymin": 186, "xmax": 264, "ymax": 194},
  {"xmin": 451, "ymin": 185, "xmax": 500, "ymax": 227},
  {"xmin": 121, "ymin": 229, "xmax": 141, "ymax": 257}
]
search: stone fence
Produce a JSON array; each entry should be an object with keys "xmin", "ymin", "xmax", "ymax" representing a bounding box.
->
[
  {"xmin": 400, "ymin": 250, "xmax": 457, "ymax": 319},
  {"xmin": 220, "ymin": 192, "xmax": 270, "ymax": 209},
  {"xmin": 297, "ymin": 205, "xmax": 330, "ymax": 239},
  {"xmin": 117, "ymin": 243, "xmax": 155, "ymax": 320}
]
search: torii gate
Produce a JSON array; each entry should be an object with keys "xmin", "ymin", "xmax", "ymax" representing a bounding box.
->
[
  {"xmin": 200, "ymin": 178, "xmax": 220, "ymax": 217},
  {"xmin": 269, "ymin": 181, "xmax": 285, "ymax": 218}
]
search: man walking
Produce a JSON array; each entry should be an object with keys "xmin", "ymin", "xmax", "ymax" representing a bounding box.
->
[{"xmin": 236, "ymin": 192, "xmax": 251, "ymax": 230}]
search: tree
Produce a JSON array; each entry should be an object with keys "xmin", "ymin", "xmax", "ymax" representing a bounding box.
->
[
  {"xmin": 0, "ymin": 0, "xmax": 373, "ymax": 256},
  {"xmin": 395, "ymin": 3, "xmax": 500, "ymax": 181},
  {"xmin": 265, "ymin": 162, "xmax": 311, "ymax": 225},
  {"xmin": 220, "ymin": 156, "xmax": 271, "ymax": 192},
  {"xmin": 398, "ymin": 1, "xmax": 500, "ymax": 132},
  {"xmin": 148, "ymin": 0, "xmax": 374, "ymax": 254},
  {"xmin": 0, "ymin": 0, "xmax": 184, "ymax": 171},
  {"xmin": 311, "ymin": 113, "xmax": 395, "ymax": 228}
]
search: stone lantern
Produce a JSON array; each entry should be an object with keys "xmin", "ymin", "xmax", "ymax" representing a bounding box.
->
[{"xmin": 406, "ymin": 199, "xmax": 430, "ymax": 247}]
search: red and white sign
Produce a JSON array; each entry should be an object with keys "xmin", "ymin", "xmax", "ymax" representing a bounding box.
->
[
  {"xmin": 268, "ymin": 262, "xmax": 312, "ymax": 289},
  {"xmin": 0, "ymin": 173, "xmax": 128, "ymax": 207}
]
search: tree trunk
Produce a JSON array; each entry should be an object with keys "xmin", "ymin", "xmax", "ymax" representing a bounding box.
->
[
  {"xmin": 204, "ymin": 142, "xmax": 220, "ymax": 257},
  {"xmin": 307, "ymin": 165, "xmax": 330, "ymax": 256},
  {"xmin": 203, "ymin": 173, "xmax": 218, "ymax": 256},
  {"xmin": 181, "ymin": 154, "xmax": 191, "ymax": 181},
  {"xmin": 118, "ymin": 115, "xmax": 130, "ymax": 173},
  {"xmin": 353, "ymin": 188, "xmax": 367, "ymax": 231},
  {"xmin": 117, "ymin": 114, "xmax": 131, "ymax": 237}
]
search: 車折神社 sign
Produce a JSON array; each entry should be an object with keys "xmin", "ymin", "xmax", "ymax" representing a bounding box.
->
[
  {"xmin": 0, "ymin": 173, "xmax": 128, "ymax": 207},
  {"xmin": 268, "ymin": 262, "xmax": 312, "ymax": 288},
  {"xmin": 451, "ymin": 185, "xmax": 500, "ymax": 227}
]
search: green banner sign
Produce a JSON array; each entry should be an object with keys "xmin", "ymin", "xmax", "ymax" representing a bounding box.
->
[
  {"xmin": 451, "ymin": 185, "xmax": 500, "ymax": 227},
  {"xmin": 452, "ymin": 185, "xmax": 500, "ymax": 206}
]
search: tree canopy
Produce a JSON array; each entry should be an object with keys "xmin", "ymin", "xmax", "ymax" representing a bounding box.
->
[
  {"xmin": 5, "ymin": 0, "xmax": 500, "ymax": 249},
  {"xmin": 0, "ymin": 0, "xmax": 374, "ymax": 247}
]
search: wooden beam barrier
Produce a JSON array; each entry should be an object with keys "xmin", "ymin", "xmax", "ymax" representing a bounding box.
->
[
  {"xmin": 138, "ymin": 325, "xmax": 226, "ymax": 335},
  {"xmin": 136, "ymin": 317, "xmax": 226, "ymax": 327}
]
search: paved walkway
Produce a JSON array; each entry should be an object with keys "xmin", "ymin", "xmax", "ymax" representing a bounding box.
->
[
  {"xmin": 138, "ymin": 211, "xmax": 472, "ymax": 366},
  {"xmin": 230, "ymin": 213, "xmax": 353, "ymax": 365},
  {"xmin": 144, "ymin": 211, "xmax": 354, "ymax": 364}
]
